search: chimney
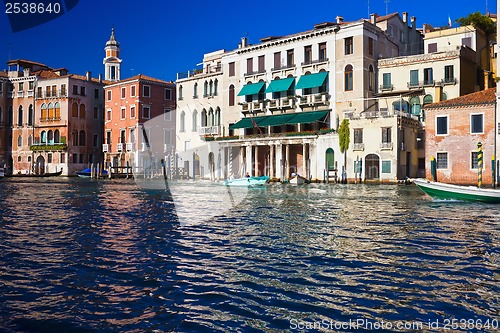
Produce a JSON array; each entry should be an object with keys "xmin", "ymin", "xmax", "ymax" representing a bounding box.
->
[
  {"xmin": 240, "ymin": 37, "xmax": 248, "ymax": 48},
  {"xmin": 484, "ymin": 71, "xmax": 490, "ymax": 89},
  {"xmin": 410, "ymin": 16, "xmax": 416, "ymax": 29},
  {"xmin": 98, "ymin": 73, "xmax": 102, "ymax": 82},
  {"xmin": 370, "ymin": 13, "xmax": 378, "ymax": 25},
  {"xmin": 435, "ymin": 86, "xmax": 442, "ymax": 103},
  {"xmin": 336, "ymin": 16, "xmax": 344, "ymax": 24},
  {"xmin": 402, "ymin": 12, "xmax": 408, "ymax": 23},
  {"xmin": 86, "ymin": 71, "xmax": 92, "ymax": 81}
]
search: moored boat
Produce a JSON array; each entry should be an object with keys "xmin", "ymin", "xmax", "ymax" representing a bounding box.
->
[
  {"xmin": 412, "ymin": 178, "xmax": 500, "ymax": 203},
  {"xmin": 224, "ymin": 176, "xmax": 269, "ymax": 187},
  {"xmin": 76, "ymin": 168, "xmax": 108, "ymax": 178},
  {"xmin": 288, "ymin": 173, "xmax": 310, "ymax": 185},
  {"xmin": 0, "ymin": 167, "xmax": 4, "ymax": 179},
  {"xmin": 7, "ymin": 169, "xmax": 63, "ymax": 178}
]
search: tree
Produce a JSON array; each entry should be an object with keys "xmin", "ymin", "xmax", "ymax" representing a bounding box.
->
[
  {"xmin": 338, "ymin": 118, "xmax": 350, "ymax": 183},
  {"xmin": 455, "ymin": 12, "xmax": 496, "ymax": 35}
]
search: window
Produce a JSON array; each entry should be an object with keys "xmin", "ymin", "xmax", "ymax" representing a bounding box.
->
[
  {"xmin": 344, "ymin": 65, "xmax": 353, "ymax": 91},
  {"xmin": 214, "ymin": 79, "xmax": 218, "ymax": 96},
  {"xmin": 72, "ymin": 153, "xmax": 77, "ymax": 163},
  {"xmin": 61, "ymin": 153, "xmax": 65, "ymax": 163},
  {"xmin": 180, "ymin": 111, "xmax": 185, "ymax": 132},
  {"xmin": 246, "ymin": 58, "xmax": 253, "ymax": 75},
  {"xmin": 193, "ymin": 83, "xmax": 198, "ymax": 98},
  {"xmin": 286, "ymin": 49, "xmax": 294, "ymax": 67},
  {"xmin": 164, "ymin": 108, "xmax": 171, "ymax": 121},
  {"xmin": 444, "ymin": 65, "xmax": 454, "ymax": 83},
  {"xmin": 461, "ymin": 37, "xmax": 471, "ymax": 48},
  {"xmin": 54, "ymin": 130, "xmax": 60, "ymax": 143},
  {"xmin": 121, "ymin": 87, "xmax": 126, "ymax": 98},
  {"xmin": 93, "ymin": 106, "xmax": 98, "ymax": 119},
  {"xmin": 130, "ymin": 105, "xmax": 136, "ymax": 118},
  {"xmin": 229, "ymin": 84, "xmax": 235, "ymax": 106},
  {"xmin": 354, "ymin": 128, "xmax": 363, "ymax": 144},
  {"xmin": 471, "ymin": 151, "xmax": 479, "ymax": 169},
  {"xmin": 179, "ymin": 85, "xmax": 183, "ymax": 100},
  {"xmin": 471, "ymin": 114, "xmax": 484, "ymax": 134},
  {"xmin": 72, "ymin": 103, "xmax": 78, "ymax": 117},
  {"xmin": 61, "ymin": 84, "xmax": 66, "ymax": 96},
  {"xmin": 423, "ymin": 94, "xmax": 433, "ymax": 105},
  {"xmin": 17, "ymin": 106, "xmax": 23, "ymax": 126},
  {"xmin": 368, "ymin": 38, "xmax": 374, "ymax": 56},
  {"xmin": 382, "ymin": 73, "xmax": 392, "ymax": 89},
  {"xmin": 37, "ymin": 87, "xmax": 42, "ymax": 98},
  {"xmin": 423, "ymin": 68, "xmax": 433, "ymax": 85},
  {"xmin": 382, "ymin": 160, "xmax": 391, "ymax": 173},
  {"xmin": 143, "ymin": 85, "xmax": 150, "ymax": 97},
  {"xmin": 79, "ymin": 130, "xmax": 86, "ymax": 146},
  {"xmin": 164, "ymin": 88, "xmax": 172, "ymax": 100},
  {"xmin": 107, "ymin": 90, "xmax": 111, "ymax": 101},
  {"xmin": 121, "ymin": 107, "xmax": 126, "ymax": 119},
  {"xmin": 304, "ymin": 45, "xmax": 312, "ymax": 63},
  {"xmin": 258, "ymin": 55, "xmax": 265, "ymax": 73},
  {"xmin": 19, "ymin": 82, "xmax": 24, "ymax": 91},
  {"xmin": 17, "ymin": 135, "xmax": 22, "ymax": 147},
  {"xmin": 192, "ymin": 110, "xmax": 198, "ymax": 131},
  {"xmin": 229, "ymin": 62, "xmax": 235, "ymax": 77},
  {"xmin": 428, "ymin": 43, "xmax": 437, "ymax": 53},
  {"xmin": 46, "ymin": 86, "xmax": 51, "ymax": 97},
  {"xmin": 93, "ymin": 134, "xmax": 98, "ymax": 147},
  {"xmin": 47, "ymin": 103, "xmax": 54, "ymax": 119},
  {"xmin": 52, "ymin": 85, "xmax": 56, "ymax": 96},
  {"xmin": 94, "ymin": 89, "xmax": 99, "ymax": 99},
  {"xmin": 47, "ymin": 153, "xmax": 52, "ymax": 164},
  {"xmin": 436, "ymin": 116, "xmax": 448, "ymax": 135},
  {"xmin": 344, "ymin": 37, "xmax": 353, "ymax": 55},
  {"xmin": 382, "ymin": 127, "xmax": 392, "ymax": 143},
  {"xmin": 79, "ymin": 104, "xmax": 86, "ymax": 119},
  {"xmin": 319, "ymin": 42, "xmax": 327, "ymax": 60},
  {"xmin": 436, "ymin": 152, "xmax": 448, "ymax": 169},
  {"xmin": 142, "ymin": 106, "xmax": 150, "ymax": 119},
  {"xmin": 120, "ymin": 129, "xmax": 126, "ymax": 143},
  {"xmin": 410, "ymin": 70, "xmax": 419, "ymax": 87},
  {"xmin": 131, "ymin": 85, "xmax": 136, "ymax": 97},
  {"xmin": 106, "ymin": 109, "xmax": 112, "ymax": 121},
  {"xmin": 79, "ymin": 154, "xmax": 84, "ymax": 164},
  {"xmin": 273, "ymin": 52, "xmax": 281, "ymax": 69},
  {"xmin": 80, "ymin": 86, "xmax": 86, "ymax": 96}
]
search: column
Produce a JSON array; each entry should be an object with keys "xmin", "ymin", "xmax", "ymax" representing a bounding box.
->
[
  {"xmin": 254, "ymin": 145, "xmax": 259, "ymax": 177},
  {"xmin": 245, "ymin": 145, "xmax": 252, "ymax": 177},
  {"xmin": 270, "ymin": 144, "xmax": 275, "ymax": 179},
  {"xmin": 285, "ymin": 144, "xmax": 290, "ymax": 179},
  {"xmin": 275, "ymin": 143, "xmax": 283, "ymax": 181},
  {"xmin": 302, "ymin": 142, "xmax": 308, "ymax": 177}
]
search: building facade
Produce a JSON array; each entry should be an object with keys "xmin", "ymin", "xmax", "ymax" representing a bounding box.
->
[{"xmin": 423, "ymin": 88, "xmax": 496, "ymax": 185}]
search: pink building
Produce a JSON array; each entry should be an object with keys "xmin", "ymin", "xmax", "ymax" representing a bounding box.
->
[{"xmin": 423, "ymin": 88, "xmax": 496, "ymax": 185}]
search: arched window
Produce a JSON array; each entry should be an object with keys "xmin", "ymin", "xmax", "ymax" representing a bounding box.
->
[
  {"xmin": 72, "ymin": 130, "xmax": 78, "ymax": 146},
  {"xmin": 368, "ymin": 65, "xmax": 375, "ymax": 91},
  {"xmin": 214, "ymin": 79, "xmax": 219, "ymax": 96},
  {"xmin": 28, "ymin": 104, "xmax": 33, "ymax": 126},
  {"xmin": 215, "ymin": 107, "xmax": 221, "ymax": 126},
  {"xmin": 17, "ymin": 135, "xmax": 22, "ymax": 147},
  {"xmin": 194, "ymin": 83, "xmax": 198, "ymax": 98},
  {"xmin": 229, "ymin": 84, "xmax": 235, "ymax": 106},
  {"xmin": 41, "ymin": 103, "xmax": 47, "ymax": 119},
  {"xmin": 72, "ymin": 103, "xmax": 78, "ymax": 117},
  {"xmin": 209, "ymin": 80, "xmax": 213, "ymax": 96},
  {"xmin": 28, "ymin": 156, "xmax": 31, "ymax": 163},
  {"xmin": 201, "ymin": 109, "xmax": 207, "ymax": 127},
  {"xmin": 48, "ymin": 102, "xmax": 54, "ymax": 119},
  {"xmin": 79, "ymin": 130, "xmax": 86, "ymax": 146},
  {"xmin": 54, "ymin": 102, "xmax": 60, "ymax": 119},
  {"xmin": 203, "ymin": 81, "xmax": 208, "ymax": 97},
  {"xmin": 179, "ymin": 85, "xmax": 183, "ymax": 100},
  {"xmin": 180, "ymin": 111, "xmax": 185, "ymax": 132},
  {"xmin": 48, "ymin": 130, "xmax": 54, "ymax": 144},
  {"xmin": 79, "ymin": 104, "xmax": 86, "ymax": 119},
  {"xmin": 41, "ymin": 130, "xmax": 47, "ymax": 143},
  {"xmin": 409, "ymin": 96, "xmax": 421, "ymax": 115},
  {"xmin": 17, "ymin": 155, "xmax": 21, "ymax": 162},
  {"xmin": 18, "ymin": 105, "xmax": 23, "ymax": 126},
  {"xmin": 392, "ymin": 100, "xmax": 409, "ymax": 113},
  {"xmin": 192, "ymin": 110, "xmax": 198, "ymax": 131},
  {"xmin": 344, "ymin": 65, "xmax": 353, "ymax": 91},
  {"xmin": 441, "ymin": 92, "xmax": 447, "ymax": 101},
  {"xmin": 208, "ymin": 108, "xmax": 214, "ymax": 126},
  {"xmin": 423, "ymin": 94, "xmax": 433, "ymax": 105},
  {"xmin": 54, "ymin": 130, "xmax": 60, "ymax": 143}
]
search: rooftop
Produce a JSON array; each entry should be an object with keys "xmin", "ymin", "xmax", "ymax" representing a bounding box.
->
[{"xmin": 424, "ymin": 87, "xmax": 496, "ymax": 109}]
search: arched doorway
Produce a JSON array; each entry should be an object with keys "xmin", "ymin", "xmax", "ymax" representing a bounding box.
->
[
  {"xmin": 36, "ymin": 155, "xmax": 45, "ymax": 175},
  {"xmin": 325, "ymin": 148, "xmax": 335, "ymax": 170},
  {"xmin": 208, "ymin": 152, "xmax": 215, "ymax": 181},
  {"xmin": 365, "ymin": 154, "xmax": 379, "ymax": 180}
]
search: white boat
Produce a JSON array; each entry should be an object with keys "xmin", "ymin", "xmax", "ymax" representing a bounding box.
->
[
  {"xmin": 412, "ymin": 178, "xmax": 500, "ymax": 203},
  {"xmin": 288, "ymin": 173, "xmax": 310, "ymax": 185},
  {"xmin": 0, "ymin": 167, "xmax": 4, "ymax": 179},
  {"xmin": 224, "ymin": 176, "xmax": 269, "ymax": 187}
]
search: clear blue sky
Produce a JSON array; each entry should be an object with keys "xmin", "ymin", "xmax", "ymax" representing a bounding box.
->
[{"xmin": 0, "ymin": 0, "xmax": 494, "ymax": 82}]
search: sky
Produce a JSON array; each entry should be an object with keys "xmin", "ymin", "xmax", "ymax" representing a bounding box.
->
[{"xmin": 0, "ymin": 0, "xmax": 495, "ymax": 83}]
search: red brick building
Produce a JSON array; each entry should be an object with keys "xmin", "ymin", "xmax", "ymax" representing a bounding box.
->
[
  {"xmin": 103, "ymin": 75, "xmax": 176, "ymax": 173},
  {"xmin": 423, "ymin": 88, "xmax": 496, "ymax": 185}
]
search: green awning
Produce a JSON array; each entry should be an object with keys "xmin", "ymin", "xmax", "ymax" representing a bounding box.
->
[
  {"xmin": 258, "ymin": 113, "xmax": 296, "ymax": 126},
  {"xmin": 287, "ymin": 111, "xmax": 329, "ymax": 124},
  {"xmin": 237, "ymin": 82, "xmax": 265, "ymax": 96},
  {"xmin": 295, "ymin": 72, "xmax": 328, "ymax": 90},
  {"xmin": 264, "ymin": 77, "xmax": 295, "ymax": 93},
  {"xmin": 229, "ymin": 117, "xmax": 264, "ymax": 129}
]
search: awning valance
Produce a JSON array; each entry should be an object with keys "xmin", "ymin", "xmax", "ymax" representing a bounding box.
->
[
  {"xmin": 237, "ymin": 82, "xmax": 265, "ymax": 96},
  {"xmin": 286, "ymin": 111, "xmax": 329, "ymax": 125},
  {"xmin": 295, "ymin": 72, "xmax": 328, "ymax": 90},
  {"xmin": 229, "ymin": 111, "xmax": 330, "ymax": 130},
  {"xmin": 264, "ymin": 77, "xmax": 295, "ymax": 93}
]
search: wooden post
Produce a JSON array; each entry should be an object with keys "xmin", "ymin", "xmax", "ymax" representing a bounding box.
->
[{"xmin": 477, "ymin": 142, "xmax": 483, "ymax": 188}]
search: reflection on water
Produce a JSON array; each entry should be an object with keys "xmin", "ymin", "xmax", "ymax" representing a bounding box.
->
[{"xmin": 0, "ymin": 179, "xmax": 498, "ymax": 332}]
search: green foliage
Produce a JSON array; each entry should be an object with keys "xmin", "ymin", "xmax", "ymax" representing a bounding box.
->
[
  {"xmin": 338, "ymin": 119, "xmax": 350, "ymax": 154},
  {"xmin": 455, "ymin": 12, "xmax": 496, "ymax": 35}
]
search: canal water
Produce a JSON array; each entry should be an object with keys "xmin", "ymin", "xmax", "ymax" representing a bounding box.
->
[{"xmin": 0, "ymin": 178, "xmax": 498, "ymax": 332}]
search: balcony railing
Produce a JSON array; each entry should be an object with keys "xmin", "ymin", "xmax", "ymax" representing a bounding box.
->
[
  {"xmin": 198, "ymin": 125, "xmax": 220, "ymax": 136},
  {"xmin": 380, "ymin": 142, "xmax": 393, "ymax": 150},
  {"xmin": 353, "ymin": 143, "xmax": 365, "ymax": 151},
  {"xmin": 441, "ymin": 77, "xmax": 457, "ymax": 85},
  {"xmin": 102, "ymin": 143, "xmax": 109, "ymax": 152},
  {"xmin": 380, "ymin": 84, "xmax": 394, "ymax": 91},
  {"xmin": 30, "ymin": 143, "xmax": 68, "ymax": 151},
  {"xmin": 126, "ymin": 143, "xmax": 134, "ymax": 151},
  {"xmin": 117, "ymin": 143, "xmax": 123, "ymax": 152}
]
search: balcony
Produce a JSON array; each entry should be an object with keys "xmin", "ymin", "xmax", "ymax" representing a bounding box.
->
[
  {"xmin": 441, "ymin": 77, "xmax": 457, "ymax": 85},
  {"xmin": 117, "ymin": 143, "xmax": 123, "ymax": 152},
  {"xmin": 102, "ymin": 143, "xmax": 109, "ymax": 152},
  {"xmin": 126, "ymin": 142, "xmax": 134, "ymax": 151},
  {"xmin": 30, "ymin": 143, "xmax": 67, "ymax": 151},
  {"xmin": 380, "ymin": 84, "xmax": 393, "ymax": 91},
  {"xmin": 17, "ymin": 91, "xmax": 24, "ymax": 98},
  {"xmin": 268, "ymin": 100, "xmax": 278, "ymax": 110},
  {"xmin": 380, "ymin": 142, "xmax": 393, "ymax": 150},
  {"xmin": 198, "ymin": 125, "xmax": 220, "ymax": 136},
  {"xmin": 353, "ymin": 143, "xmax": 365, "ymax": 151}
]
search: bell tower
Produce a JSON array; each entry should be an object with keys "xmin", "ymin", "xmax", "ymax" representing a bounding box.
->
[{"xmin": 103, "ymin": 28, "xmax": 122, "ymax": 81}]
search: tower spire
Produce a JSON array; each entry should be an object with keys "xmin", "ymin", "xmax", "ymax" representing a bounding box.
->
[{"xmin": 103, "ymin": 27, "xmax": 122, "ymax": 81}]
